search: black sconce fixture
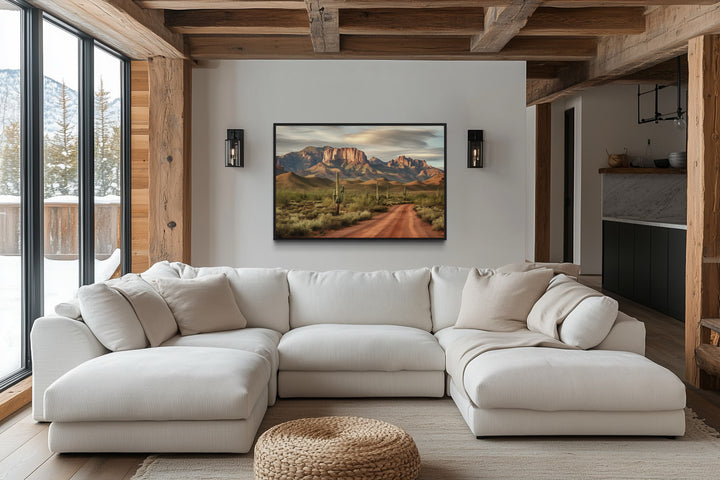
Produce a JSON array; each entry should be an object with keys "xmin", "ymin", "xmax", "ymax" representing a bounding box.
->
[
  {"xmin": 225, "ymin": 129, "xmax": 244, "ymax": 167},
  {"xmin": 467, "ymin": 130, "xmax": 484, "ymax": 168}
]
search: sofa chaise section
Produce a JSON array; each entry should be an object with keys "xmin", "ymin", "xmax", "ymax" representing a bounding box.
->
[{"xmin": 44, "ymin": 346, "xmax": 270, "ymax": 452}]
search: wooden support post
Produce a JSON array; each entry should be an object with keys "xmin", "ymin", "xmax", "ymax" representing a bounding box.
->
[
  {"xmin": 686, "ymin": 35, "xmax": 720, "ymax": 389},
  {"xmin": 534, "ymin": 103, "xmax": 551, "ymax": 262},
  {"xmin": 148, "ymin": 57, "xmax": 192, "ymax": 264},
  {"xmin": 306, "ymin": 0, "xmax": 340, "ymax": 53}
]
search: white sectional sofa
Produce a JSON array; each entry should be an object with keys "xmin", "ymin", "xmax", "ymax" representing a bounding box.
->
[{"xmin": 30, "ymin": 262, "xmax": 687, "ymax": 453}]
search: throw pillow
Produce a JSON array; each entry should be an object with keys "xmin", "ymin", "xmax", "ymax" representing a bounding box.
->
[
  {"xmin": 153, "ymin": 274, "xmax": 247, "ymax": 336},
  {"xmin": 559, "ymin": 296, "xmax": 619, "ymax": 349},
  {"xmin": 54, "ymin": 298, "xmax": 82, "ymax": 320},
  {"xmin": 496, "ymin": 262, "xmax": 580, "ymax": 278},
  {"xmin": 455, "ymin": 268, "xmax": 553, "ymax": 332},
  {"xmin": 111, "ymin": 274, "xmax": 178, "ymax": 347},
  {"xmin": 77, "ymin": 283, "xmax": 148, "ymax": 351}
]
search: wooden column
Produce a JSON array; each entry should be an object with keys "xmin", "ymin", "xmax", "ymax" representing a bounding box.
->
[
  {"xmin": 130, "ymin": 61, "xmax": 150, "ymax": 273},
  {"xmin": 685, "ymin": 35, "xmax": 720, "ymax": 389},
  {"xmin": 534, "ymin": 103, "xmax": 551, "ymax": 262},
  {"xmin": 148, "ymin": 57, "xmax": 192, "ymax": 264}
]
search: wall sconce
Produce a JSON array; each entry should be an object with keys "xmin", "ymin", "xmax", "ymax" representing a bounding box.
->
[
  {"xmin": 225, "ymin": 129, "xmax": 244, "ymax": 167},
  {"xmin": 467, "ymin": 130, "xmax": 484, "ymax": 168}
]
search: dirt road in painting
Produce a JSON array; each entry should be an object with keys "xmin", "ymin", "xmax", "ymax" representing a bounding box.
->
[{"xmin": 323, "ymin": 204, "xmax": 443, "ymax": 239}]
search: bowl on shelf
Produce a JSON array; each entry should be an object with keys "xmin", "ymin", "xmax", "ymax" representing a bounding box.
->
[
  {"xmin": 668, "ymin": 152, "xmax": 687, "ymax": 168},
  {"xmin": 654, "ymin": 158, "xmax": 670, "ymax": 168}
]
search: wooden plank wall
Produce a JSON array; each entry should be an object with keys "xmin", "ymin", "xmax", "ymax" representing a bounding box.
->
[{"xmin": 130, "ymin": 60, "xmax": 150, "ymax": 273}]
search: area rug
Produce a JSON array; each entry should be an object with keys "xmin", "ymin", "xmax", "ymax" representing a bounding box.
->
[{"xmin": 131, "ymin": 398, "xmax": 720, "ymax": 480}]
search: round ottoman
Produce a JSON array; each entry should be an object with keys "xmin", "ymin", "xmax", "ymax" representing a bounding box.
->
[{"xmin": 254, "ymin": 416, "xmax": 421, "ymax": 480}]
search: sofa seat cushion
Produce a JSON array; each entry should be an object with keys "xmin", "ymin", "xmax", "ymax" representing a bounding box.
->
[
  {"xmin": 279, "ymin": 324, "xmax": 445, "ymax": 372},
  {"xmin": 161, "ymin": 328, "xmax": 281, "ymax": 371},
  {"xmin": 44, "ymin": 346, "xmax": 270, "ymax": 422},
  {"xmin": 463, "ymin": 347, "xmax": 685, "ymax": 412}
]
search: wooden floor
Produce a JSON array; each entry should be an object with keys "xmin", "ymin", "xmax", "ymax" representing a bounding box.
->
[{"xmin": 1, "ymin": 275, "xmax": 719, "ymax": 480}]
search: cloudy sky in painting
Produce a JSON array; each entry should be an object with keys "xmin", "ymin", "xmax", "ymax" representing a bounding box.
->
[{"xmin": 275, "ymin": 124, "xmax": 445, "ymax": 170}]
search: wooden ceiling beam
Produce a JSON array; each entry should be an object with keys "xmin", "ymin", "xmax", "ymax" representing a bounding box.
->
[
  {"xmin": 305, "ymin": 0, "xmax": 340, "ymax": 52},
  {"xmin": 339, "ymin": 8, "xmax": 484, "ymax": 36},
  {"xmin": 526, "ymin": 61, "xmax": 578, "ymax": 79},
  {"xmin": 519, "ymin": 7, "xmax": 646, "ymax": 36},
  {"xmin": 165, "ymin": 9, "xmax": 309, "ymax": 34},
  {"xmin": 188, "ymin": 34, "xmax": 596, "ymax": 60},
  {"xmin": 166, "ymin": 7, "xmax": 642, "ymax": 37},
  {"xmin": 470, "ymin": 1, "xmax": 542, "ymax": 53},
  {"xmin": 138, "ymin": 0, "xmax": 718, "ymax": 10},
  {"xmin": 527, "ymin": 3, "xmax": 720, "ymax": 105},
  {"xmin": 28, "ymin": 0, "xmax": 186, "ymax": 58},
  {"xmin": 612, "ymin": 55, "xmax": 687, "ymax": 83}
]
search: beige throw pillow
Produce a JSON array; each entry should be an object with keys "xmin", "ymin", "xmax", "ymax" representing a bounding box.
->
[
  {"xmin": 77, "ymin": 283, "xmax": 148, "ymax": 351},
  {"xmin": 455, "ymin": 268, "xmax": 553, "ymax": 331},
  {"xmin": 526, "ymin": 274, "xmax": 603, "ymax": 339},
  {"xmin": 154, "ymin": 274, "xmax": 247, "ymax": 336},
  {"xmin": 112, "ymin": 274, "xmax": 178, "ymax": 347}
]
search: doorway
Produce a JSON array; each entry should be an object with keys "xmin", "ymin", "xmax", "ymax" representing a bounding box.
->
[{"xmin": 563, "ymin": 108, "xmax": 575, "ymax": 263}]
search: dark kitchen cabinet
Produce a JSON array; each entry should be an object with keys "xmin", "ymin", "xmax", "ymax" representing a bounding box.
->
[{"xmin": 602, "ymin": 220, "xmax": 686, "ymax": 321}]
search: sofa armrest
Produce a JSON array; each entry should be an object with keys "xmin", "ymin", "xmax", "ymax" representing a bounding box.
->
[
  {"xmin": 31, "ymin": 316, "xmax": 108, "ymax": 421},
  {"xmin": 593, "ymin": 311, "xmax": 646, "ymax": 356}
]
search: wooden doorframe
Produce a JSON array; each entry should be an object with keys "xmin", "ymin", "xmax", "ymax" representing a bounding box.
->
[
  {"xmin": 685, "ymin": 35, "xmax": 720, "ymax": 389},
  {"xmin": 534, "ymin": 103, "xmax": 551, "ymax": 262}
]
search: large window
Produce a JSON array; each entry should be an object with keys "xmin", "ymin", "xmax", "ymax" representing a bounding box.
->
[{"xmin": 0, "ymin": 1, "xmax": 130, "ymax": 389}]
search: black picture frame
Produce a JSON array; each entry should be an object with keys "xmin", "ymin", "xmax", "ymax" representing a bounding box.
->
[{"xmin": 273, "ymin": 123, "xmax": 447, "ymax": 241}]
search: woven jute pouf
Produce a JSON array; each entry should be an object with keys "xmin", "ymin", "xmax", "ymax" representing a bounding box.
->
[{"xmin": 254, "ymin": 416, "xmax": 421, "ymax": 480}]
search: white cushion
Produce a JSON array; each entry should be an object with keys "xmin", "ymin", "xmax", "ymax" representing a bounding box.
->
[
  {"xmin": 154, "ymin": 274, "xmax": 247, "ymax": 336},
  {"xmin": 182, "ymin": 267, "xmax": 289, "ymax": 333},
  {"xmin": 54, "ymin": 298, "xmax": 82, "ymax": 320},
  {"xmin": 77, "ymin": 283, "xmax": 147, "ymax": 351},
  {"xmin": 455, "ymin": 268, "xmax": 553, "ymax": 331},
  {"xmin": 278, "ymin": 324, "xmax": 445, "ymax": 372},
  {"xmin": 161, "ymin": 328, "xmax": 281, "ymax": 372},
  {"xmin": 44, "ymin": 346, "xmax": 270, "ymax": 422},
  {"xmin": 287, "ymin": 269, "xmax": 432, "ymax": 331},
  {"xmin": 462, "ymin": 347, "xmax": 685, "ymax": 412},
  {"xmin": 112, "ymin": 274, "xmax": 178, "ymax": 347},
  {"xmin": 430, "ymin": 266, "xmax": 473, "ymax": 332},
  {"xmin": 559, "ymin": 296, "xmax": 619, "ymax": 349}
]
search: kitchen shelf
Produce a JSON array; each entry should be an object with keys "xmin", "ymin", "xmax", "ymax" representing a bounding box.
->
[{"xmin": 598, "ymin": 167, "xmax": 686, "ymax": 175}]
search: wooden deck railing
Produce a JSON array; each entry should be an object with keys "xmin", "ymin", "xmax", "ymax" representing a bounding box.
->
[{"xmin": 0, "ymin": 201, "xmax": 120, "ymax": 259}]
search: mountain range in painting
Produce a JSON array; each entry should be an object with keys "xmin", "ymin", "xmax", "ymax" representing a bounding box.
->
[{"xmin": 275, "ymin": 146, "xmax": 444, "ymax": 185}]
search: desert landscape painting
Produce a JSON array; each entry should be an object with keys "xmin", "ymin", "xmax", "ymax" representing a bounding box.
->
[{"xmin": 274, "ymin": 124, "xmax": 446, "ymax": 240}]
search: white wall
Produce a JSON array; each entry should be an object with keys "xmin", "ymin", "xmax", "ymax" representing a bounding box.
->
[
  {"xmin": 191, "ymin": 60, "xmax": 528, "ymax": 270},
  {"xmin": 549, "ymin": 84, "xmax": 687, "ymax": 274}
]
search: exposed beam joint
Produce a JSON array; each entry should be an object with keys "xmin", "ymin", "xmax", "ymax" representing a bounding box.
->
[
  {"xmin": 471, "ymin": 1, "xmax": 542, "ymax": 53},
  {"xmin": 306, "ymin": 0, "xmax": 340, "ymax": 52},
  {"xmin": 27, "ymin": 0, "xmax": 186, "ymax": 59}
]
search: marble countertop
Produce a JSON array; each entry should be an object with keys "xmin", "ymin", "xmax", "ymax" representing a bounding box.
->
[{"xmin": 602, "ymin": 216, "xmax": 687, "ymax": 230}]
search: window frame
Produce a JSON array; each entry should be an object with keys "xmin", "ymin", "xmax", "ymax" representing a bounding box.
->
[{"xmin": 0, "ymin": 0, "xmax": 131, "ymax": 392}]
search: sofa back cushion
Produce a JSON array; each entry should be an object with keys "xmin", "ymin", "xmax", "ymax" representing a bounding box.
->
[
  {"xmin": 430, "ymin": 266, "xmax": 473, "ymax": 332},
  {"xmin": 287, "ymin": 269, "xmax": 432, "ymax": 331},
  {"xmin": 182, "ymin": 266, "xmax": 290, "ymax": 333},
  {"xmin": 154, "ymin": 274, "xmax": 247, "ymax": 336}
]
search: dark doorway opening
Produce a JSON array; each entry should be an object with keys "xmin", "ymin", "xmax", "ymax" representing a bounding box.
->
[{"xmin": 563, "ymin": 108, "xmax": 575, "ymax": 263}]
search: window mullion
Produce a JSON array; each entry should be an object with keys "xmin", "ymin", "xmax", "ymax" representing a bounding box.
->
[
  {"xmin": 21, "ymin": 5, "xmax": 43, "ymax": 371},
  {"xmin": 79, "ymin": 37, "xmax": 94, "ymax": 285}
]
